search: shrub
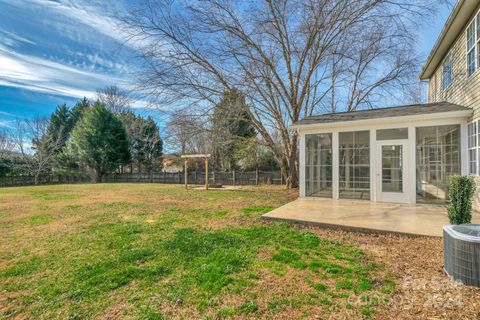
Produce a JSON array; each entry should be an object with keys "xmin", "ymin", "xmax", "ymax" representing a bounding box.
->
[{"xmin": 447, "ymin": 176, "xmax": 476, "ymax": 224}]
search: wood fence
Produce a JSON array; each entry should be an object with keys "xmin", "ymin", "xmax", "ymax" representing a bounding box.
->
[
  {"xmin": 0, "ymin": 175, "xmax": 91, "ymax": 188},
  {"xmin": 0, "ymin": 170, "xmax": 283, "ymax": 188},
  {"xmin": 106, "ymin": 170, "xmax": 283, "ymax": 185}
]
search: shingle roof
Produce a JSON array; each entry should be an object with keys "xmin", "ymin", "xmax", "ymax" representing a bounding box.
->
[{"xmin": 293, "ymin": 102, "xmax": 472, "ymax": 127}]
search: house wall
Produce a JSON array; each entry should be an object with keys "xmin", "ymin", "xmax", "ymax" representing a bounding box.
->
[
  {"xmin": 427, "ymin": 3, "xmax": 480, "ymax": 211},
  {"xmin": 428, "ymin": 3, "xmax": 480, "ymax": 118}
]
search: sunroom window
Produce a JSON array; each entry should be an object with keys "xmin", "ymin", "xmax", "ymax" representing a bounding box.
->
[
  {"xmin": 442, "ymin": 53, "xmax": 452, "ymax": 89},
  {"xmin": 339, "ymin": 131, "xmax": 370, "ymax": 200},
  {"xmin": 468, "ymin": 121, "xmax": 477, "ymax": 175},
  {"xmin": 305, "ymin": 133, "xmax": 332, "ymax": 197},
  {"xmin": 416, "ymin": 125, "xmax": 460, "ymax": 204}
]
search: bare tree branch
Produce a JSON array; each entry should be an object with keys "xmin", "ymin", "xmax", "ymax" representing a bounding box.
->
[{"xmin": 122, "ymin": 0, "xmax": 445, "ymax": 187}]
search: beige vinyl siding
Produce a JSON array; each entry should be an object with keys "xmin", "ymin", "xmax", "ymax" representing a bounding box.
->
[{"xmin": 428, "ymin": 3, "xmax": 480, "ymax": 120}]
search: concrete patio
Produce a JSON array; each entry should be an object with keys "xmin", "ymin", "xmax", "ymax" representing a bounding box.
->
[{"xmin": 262, "ymin": 198, "xmax": 480, "ymax": 237}]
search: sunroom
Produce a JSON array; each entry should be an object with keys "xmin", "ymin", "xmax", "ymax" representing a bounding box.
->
[{"xmin": 293, "ymin": 102, "xmax": 472, "ymax": 205}]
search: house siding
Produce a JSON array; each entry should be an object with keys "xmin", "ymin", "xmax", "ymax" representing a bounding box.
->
[
  {"xmin": 428, "ymin": 3, "xmax": 480, "ymax": 118},
  {"xmin": 427, "ymin": 3, "xmax": 480, "ymax": 211}
]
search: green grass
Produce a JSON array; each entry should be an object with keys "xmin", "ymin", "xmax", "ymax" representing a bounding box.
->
[
  {"xmin": 313, "ymin": 283, "xmax": 328, "ymax": 292},
  {"xmin": 0, "ymin": 184, "xmax": 392, "ymax": 319},
  {"xmin": 24, "ymin": 214, "xmax": 55, "ymax": 226},
  {"xmin": 242, "ymin": 205, "xmax": 275, "ymax": 217},
  {"xmin": 238, "ymin": 300, "xmax": 259, "ymax": 314}
]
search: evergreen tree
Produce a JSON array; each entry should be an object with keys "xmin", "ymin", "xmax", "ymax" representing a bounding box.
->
[
  {"xmin": 68, "ymin": 102, "xmax": 130, "ymax": 182},
  {"xmin": 118, "ymin": 112, "xmax": 163, "ymax": 173},
  {"xmin": 234, "ymin": 137, "xmax": 279, "ymax": 171},
  {"xmin": 43, "ymin": 104, "xmax": 72, "ymax": 153},
  {"xmin": 0, "ymin": 157, "xmax": 12, "ymax": 176},
  {"xmin": 117, "ymin": 111, "xmax": 137, "ymax": 172},
  {"xmin": 52, "ymin": 98, "xmax": 91, "ymax": 174},
  {"xmin": 142, "ymin": 116, "xmax": 163, "ymax": 172},
  {"xmin": 70, "ymin": 97, "xmax": 90, "ymax": 124},
  {"xmin": 211, "ymin": 89, "xmax": 256, "ymax": 170}
]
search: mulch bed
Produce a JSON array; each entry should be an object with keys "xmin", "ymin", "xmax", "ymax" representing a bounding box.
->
[{"xmin": 301, "ymin": 227, "xmax": 480, "ymax": 320}]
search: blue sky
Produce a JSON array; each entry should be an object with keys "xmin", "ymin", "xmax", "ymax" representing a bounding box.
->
[
  {"xmin": 0, "ymin": 0, "xmax": 150, "ymax": 128},
  {"xmin": 0, "ymin": 0, "xmax": 454, "ymax": 129}
]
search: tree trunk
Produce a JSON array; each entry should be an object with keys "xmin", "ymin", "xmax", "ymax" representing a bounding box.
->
[
  {"xmin": 95, "ymin": 168, "xmax": 103, "ymax": 183},
  {"xmin": 286, "ymin": 135, "xmax": 298, "ymax": 188}
]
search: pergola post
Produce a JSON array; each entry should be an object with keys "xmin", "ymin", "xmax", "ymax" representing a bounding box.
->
[
  {"xmin": 205, "ymin": 157, "xmax": 209, "ymax": 190},
  {"xmin": 184, "ymin": 159, "xmax": 188, "ymax": 190},
  {"xmin": 181, "ymin": 154, "xmax": 211, "ymax": 191}
]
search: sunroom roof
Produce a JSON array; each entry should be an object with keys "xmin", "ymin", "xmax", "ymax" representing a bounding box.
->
[{"xmin": 292, "ymin": 102, "xmax": 471, "ymax": 127}]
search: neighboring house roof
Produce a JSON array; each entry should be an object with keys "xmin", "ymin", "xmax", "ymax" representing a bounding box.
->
[
  {"xmin": 0, "ymin": 150, "xmax": 23, "ymax": 158},
  {"xmin": 419, "ymin": 0, "xmax": 479, "ymax": 80},
  {"xmin": 162, "ymin": 154, "xmax": 178, "ymax": 160},
  {"xmin": 163, "ymin": 158, "xmax": 179, "ymax": 165},
  {"xmin": 162, "ymin": 157, "xmax": 182, "ymax": 172},
  {"xmin": 292, "ymin": 102, "xmax": 472, "ymax": 128}
]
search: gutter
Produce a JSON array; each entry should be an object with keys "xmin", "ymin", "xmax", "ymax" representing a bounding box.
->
[
  {"xmin": 290, "ymin": 109, "xmax": 472, "ymax": 131},
  {"xmin": 419, "ymin": 0, "xmax": 466, "ymax": 80}
]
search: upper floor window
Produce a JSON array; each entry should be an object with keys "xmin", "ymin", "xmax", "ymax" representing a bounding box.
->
[
  {"xmin": 442, "ymin": 53, "xmax": 452, "ymax": 89},
  {"xmin": 478, "ymin": 13, "xmax": 480, "ymax": 68},
  {"xmin": 467, "ymin": 12, "xmax": 480, "ymax": 77}
]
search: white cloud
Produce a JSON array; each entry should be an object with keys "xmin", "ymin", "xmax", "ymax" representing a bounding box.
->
[
  {"xmin": 0, "ymin": 110, "xmax": 15, "ymax": 117},
  {"xmin": 0, "ymin": 30, "xmax": 36, "ymax": 47},
  {"xmin": 0, "ymin": 120, "xmax": 14, "ymax": 128},
  {"xmin": 0, "ymin": 44, "xmax": 156, "ymax": 110},
  {"xmin": 0, "ymin": 43, "xmax": 127, "ymax": 99},
  {"xmin": 0, "ymin": 0, "xmax": 160, "ymax": 111},
  {"xmin": 21, "ymin": 0, "xmax": 132, "ymax": 49}
]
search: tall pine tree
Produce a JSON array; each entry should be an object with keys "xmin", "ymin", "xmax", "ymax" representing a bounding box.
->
[{"xmin": 68, "ymin": 102, "xmax": 130, "ymax": 182}]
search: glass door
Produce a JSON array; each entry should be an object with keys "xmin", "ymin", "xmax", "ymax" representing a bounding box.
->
[
  {"xmin": 376, "ymin": 141, "xmax": 409, "ymax": 203},
  {"xmin": 382, "ymin": 145, "xmax": 403, "ymax": 193}
]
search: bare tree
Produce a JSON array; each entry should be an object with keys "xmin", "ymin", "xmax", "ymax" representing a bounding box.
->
[
  {"xmin": 31, "ymin": 117, "xmax": 70, "ymax": 184},
  {"xmin": 10, "ymin": 119, "xmax": 28, "ymax": 157},
  {"xmin": 0, "ymin": 128, "xmax": 24, "ymax": 176},
  {"xmin": 0, "ymin": 129, "xmax": 15, "ymax": 157},
  {"xmin": 403, "ymin": 82, "xmax": 427, "ymax": 105},
  {"xmin": 142, "ymin": 129, "xmax": 163, "ymax": 173},
  {"xmin": 166, "ymin": 109, "xmax": 210, "ymax": 155},
  {"xmin": 8, "ymin": 117, "xmax": 66, "ymax": 184},
  {"xmin": 123, "ymin": 0, "xmax": 445, "ymax": 187},
  {"xmin": 330, "ymin": 17, "xmax": 418, "ymax": 112},
  {"xmin": 96, "ymin": 85, "xmax": 132, "ymax": 113}
]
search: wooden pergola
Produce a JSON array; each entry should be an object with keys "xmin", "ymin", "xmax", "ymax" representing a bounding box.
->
[{"xmin": 180, "ymin": 154, "xmax": 211, "ymax": 190}]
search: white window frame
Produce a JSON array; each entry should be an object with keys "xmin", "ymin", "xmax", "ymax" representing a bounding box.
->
[
  {"xmin": 478, "ymin": 13, "xmax": 480, "ymax": 72},
  {"xmin": 466, "ymin": 11, "xmax": 480, "ymax": 77},
  {"xmin": 468, "ymin": 121, "xmax": 478, "ymax": 175},
  {"xmin": 442, "ymin": 52, "xmax": 452, "ymax": 90}
]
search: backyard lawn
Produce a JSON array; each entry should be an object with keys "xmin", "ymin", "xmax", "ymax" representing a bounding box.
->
[
  {"xmin": 1, "ymin": 184, "xmax": 479, "ymax": 319},
  {"xmin": 0, "ymin": 184, "xmax": 394, "ymax": 319}
]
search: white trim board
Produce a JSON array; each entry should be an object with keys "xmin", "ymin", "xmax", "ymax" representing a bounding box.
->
[{"xmin": 291, "ymin": 110, "xmax": 472, "ymax": 132}]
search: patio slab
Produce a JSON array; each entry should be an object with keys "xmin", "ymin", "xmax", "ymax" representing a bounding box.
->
[{"xmin": 262, "ymin": 198, "xmax": 480, "ymax": 237}]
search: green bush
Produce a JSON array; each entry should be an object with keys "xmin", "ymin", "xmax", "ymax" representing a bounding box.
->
[{"xmin": 447, "ymin": 176, "xmax": 476, "ymax": 224}]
